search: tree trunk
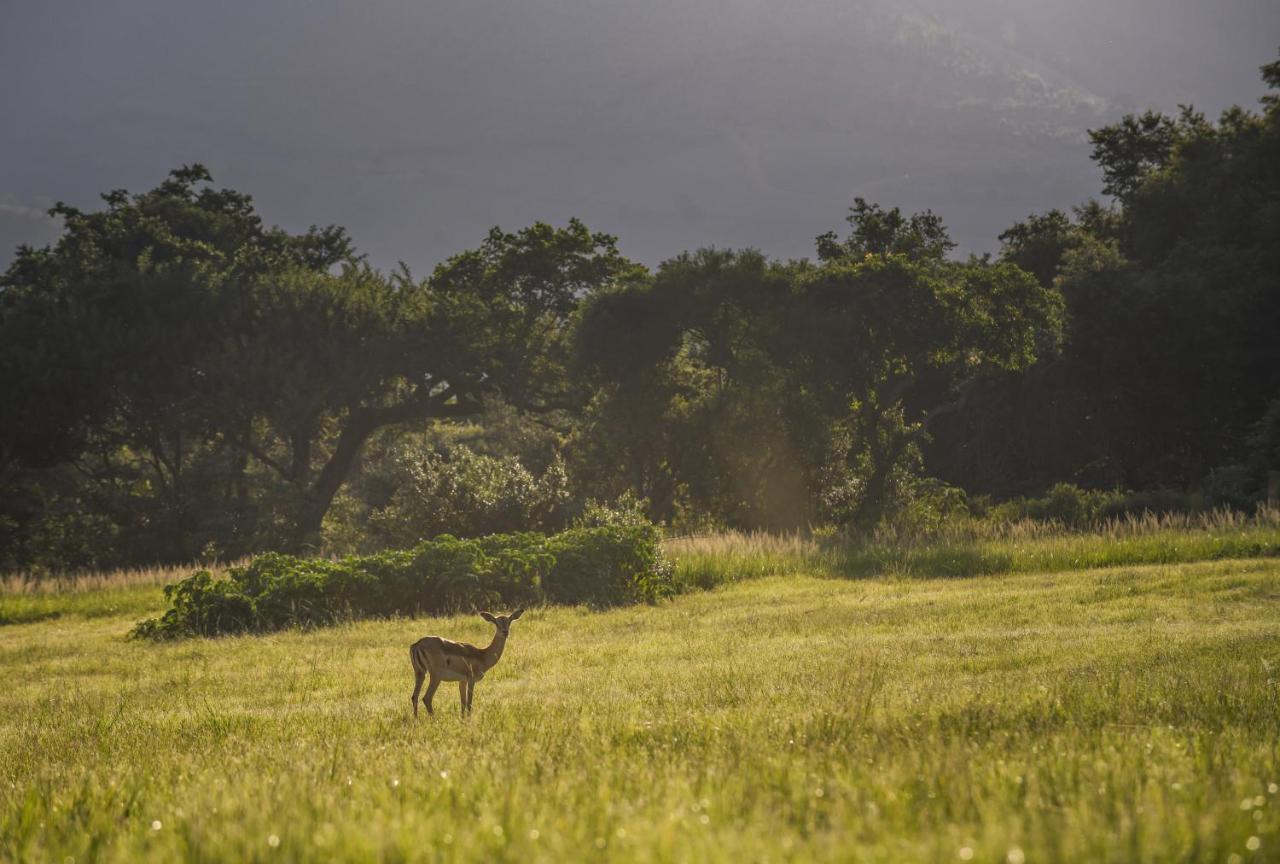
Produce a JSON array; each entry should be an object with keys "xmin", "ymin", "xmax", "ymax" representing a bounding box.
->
[
  {"xmin": 286, "ymin": 393, "xmax": 486, "ymax": 552},
  {"xmin": 290, "ymin": 412, "xmax": 375, "ymax": 552},
  {"xmin": 851, "ymin": 433, "xmax": 908, "ymax": 530}
]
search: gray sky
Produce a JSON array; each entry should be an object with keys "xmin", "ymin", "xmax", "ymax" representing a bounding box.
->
[{"xmin": 2, "ymin": 0, "xmax": 1277, "ymax": 273}]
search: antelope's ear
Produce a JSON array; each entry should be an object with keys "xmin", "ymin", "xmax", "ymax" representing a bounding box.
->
[
  {"xmin": 510, "ymin": 609, "xmax": 525, "ymax": 620},
  {"xmin": 480, "ymin": 611, "xmax": 497, "ymax": 624}
]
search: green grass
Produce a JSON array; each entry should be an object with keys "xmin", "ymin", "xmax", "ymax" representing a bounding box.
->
[
  {"xmin": 0, "ymin": 583, "xmax": 165, "ymax": 625},
  {"xmin": 4, "ymin": 549, "xmax": 1280, "ymax": 862},
  {"xmin": 0, "ymin": 562, "xmax": 212, "ymax": 626},
  {"xmin": 665, "ymin": 509, "xmax": 1280, "ymax": 588}
]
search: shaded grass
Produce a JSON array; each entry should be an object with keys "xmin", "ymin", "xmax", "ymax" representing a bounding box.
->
[{"xmin": 2, "ymin": 559, "xmax": 1280, "ymax": 862}]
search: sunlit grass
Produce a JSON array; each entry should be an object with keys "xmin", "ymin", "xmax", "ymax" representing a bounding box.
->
[
  {"xmin": 663, "ymin": 506, "xmax": 1280, "ymax": 588},
  {"xmin": 3, "ymin": 555, "xmax": 1280, "ymax": 862},
  {"xmin": 664, "ymin": 531, "xmax": 820, "ymax": 588},
  {"xmin": 0, "ymin": 561, "xmax": 241, "ymax": 626}
]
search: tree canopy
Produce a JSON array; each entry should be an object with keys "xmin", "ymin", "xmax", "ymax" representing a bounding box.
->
[{"xmin": 0, "ymin": 168, "xmax": 632, "ymax": 561}]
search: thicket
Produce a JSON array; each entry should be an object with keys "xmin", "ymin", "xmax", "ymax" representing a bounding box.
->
[{"xmin": 133, "ymin": 524, "xmax": 670, "ymax": 639}]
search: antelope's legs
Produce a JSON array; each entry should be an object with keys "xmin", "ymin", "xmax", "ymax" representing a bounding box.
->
[
  {"xmin": 467, "ymin": 680, "xmax": 476, "ymax": 713},
  {"xmin": 410, "ymin": 668, "xmax": 426, "ymax": 718},
  {"xmin": 458, "ymin": 681, "xmax": 469, "ymax": 716},
  {"xmin": 423, "ymin": 676, "xmax": 440, "ymax": 716}
]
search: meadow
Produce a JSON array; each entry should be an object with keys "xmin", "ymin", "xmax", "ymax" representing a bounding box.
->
[{"xmin": 3, "ymin": 519, "xmax": 1280, "ymax": 863}]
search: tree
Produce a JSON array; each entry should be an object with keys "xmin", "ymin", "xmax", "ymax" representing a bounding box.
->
[
  {"xmin": 996, "ymin": 209, "xmax": 1079, "ymax": 288},
  {"xmin": 816, "ymin": 198, "xmax": 955, "ymax": 263},
  {"xmin": 1088, "ymin": 109, "xmax": 1186, "ymax": 199},
  {"xmin": 792, "ymin": 206, "xmax": 1063, "ymax": 525},
  {"xmin": 576, "ymin": 204, "xmax": 1062, "ymax": 529},
  {"xmin": 573, "ymin": 249, "xmax": 809, "ymax": 528},
  {"xmin": 0, "ymin": 167, "xmax": 633, "ymax": 559},
  {"xmin": 0, "ymin": 165, "xmax": 358, "ymax": 560},
  {"xmin": 241, "ymin": 219, "xmax": 633, "ymax": 545},
  {"xmin": 928, "ymin": 52, "xmax": 1280, "ymax": 500}
]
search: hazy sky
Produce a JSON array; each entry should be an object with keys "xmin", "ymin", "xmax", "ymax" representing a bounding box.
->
[{"xmin": 2, "ymin": 0, "xmax": 1277, "ymax": 273}]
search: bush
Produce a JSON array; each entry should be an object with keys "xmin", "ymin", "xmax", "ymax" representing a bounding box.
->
[
  {"xmin": 133, "ymin": 525, "xmax": 669, "ymax": 639},
  {"xmin": 361, "ymin": 445, "xmax": 572, "ymax": 548},
  {"xmin": 986, "ymin": 483, "xmax": 1177, "ymax": 528},
  {"xmin": 980, "ymin": 482, "xmax": 1266, "ymax": 529},
  {"xmin": 572, "ymin": 491, "xmax": 652, "ymax": 529},
  {"xmin": 547, "ymin": 524, "xmax": 673, "ymax": 605}
]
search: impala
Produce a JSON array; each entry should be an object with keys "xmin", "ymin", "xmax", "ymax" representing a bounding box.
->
[{"xmin": 409, "ymin": 609, "xmax": 524, "ymax": 717}]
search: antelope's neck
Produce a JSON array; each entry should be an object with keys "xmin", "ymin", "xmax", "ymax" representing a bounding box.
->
[{"xmin": 483, "ymin": 632, "xmax": 508, "ymax": 669}]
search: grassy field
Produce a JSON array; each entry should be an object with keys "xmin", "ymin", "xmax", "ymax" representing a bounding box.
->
[
  {"xmin": 3, "ymin": 533, "xmax": 1280, "ymax": 861},
  {"xmin": 0, "ymin": 562, "xmax": 220, "ymax": 627}
]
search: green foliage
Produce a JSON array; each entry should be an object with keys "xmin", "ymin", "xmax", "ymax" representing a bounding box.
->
[
  {"xmin": 362, "ymin": 444, "xmax": 572, "ymax": 548},
  {"xmin": 986, "ymin": 483, "xmax": 1134, "ymax": 527},
  {"xmin": 0, "ymin": 168, "xmax": 634, "ymax": 566},
  {"xmin": 815, "ymin": 198, "xmax": 956, "ymax": 262},
  {"xmin": 574, "ymin": 224, "xmax": 1063, "ymax": 532},
  {"xmin": 929, "ymin": 57, "xmax": 1280, "ymax": 503},
  {"xmin": 1088, "ymin": 109, "xmax": 1186, "ymax": 199},
  {"xmin": 546, "ymin": 524, "xmax": 673, "ymax": 606},
  {"xmin": 572, "ymin": 491, "xmax": 653, "ymax": 529},
  {"xmin": 572, "ymin": 249, "xmax": 811, "ymax": 530},
  {"xmin": 133, "ymin": 525, "xmax": 669, "ymax": 639}
]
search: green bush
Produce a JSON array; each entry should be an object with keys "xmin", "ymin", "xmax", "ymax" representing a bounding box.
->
[
  {"xmin": 547, "ymin": 524, "xmax": 673, "ymax": 605},
  {"xmin": 133, "ymin": 525, "xmax": 669, "ymax": 639},
  {"xmin": 361, "ymin": 445, "xmax": 572, "ymax": 549},
  {"xmin": 980, "ymin": 480, "xmax": 1280, "ymax": 530}
]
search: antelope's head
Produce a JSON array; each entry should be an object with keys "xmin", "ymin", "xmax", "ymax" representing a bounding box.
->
[{"xmin": 480, "ymin": 609, "xmax": 524, "ymax": 639}]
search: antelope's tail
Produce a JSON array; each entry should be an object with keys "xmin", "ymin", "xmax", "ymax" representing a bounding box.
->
[{"xmin": 409, "ymin": 640, "xmax": 427, "ymax": 676}]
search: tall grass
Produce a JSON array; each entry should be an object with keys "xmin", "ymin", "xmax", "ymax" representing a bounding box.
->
[
  {"xmin": 0, "ymin": 562, "xmax": 240, "ymax": 626},
  {"xmin": 664, "ymin": 532, "xmax": 823, "ymax": 589},
  {"xmin": 664, "ymin": 505, "xmax": 1280, "ymax": 588}
]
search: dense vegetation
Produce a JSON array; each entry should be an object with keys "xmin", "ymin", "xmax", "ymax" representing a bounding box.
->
[
  {"xmin": 133, "ymin": 525, "xmax": 670, "ymax": 639},
  {"xmin": 1, "ymin": 57, "xmax": 1278, "ymax": 573}
]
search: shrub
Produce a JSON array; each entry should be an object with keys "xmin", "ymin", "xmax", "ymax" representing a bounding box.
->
[
  {"xmin": 547, "ymin": 524, "xmax": 672, "ymax": 605},
  {"xmin": 133, "ymin": 525, "xmax": 669, "ymax": 639},
  {"xmin": 982, "ymin": 482, "xmax": 1261, "ymax": 529},
  {"xmin": 362, "ymin": 445, "xmax": 572, "ymax": 548},
  {"xmin": 572, "ymin": 491, "xmax": 652, "ymax": 529}
]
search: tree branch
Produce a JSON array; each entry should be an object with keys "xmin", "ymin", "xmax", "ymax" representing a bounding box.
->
[
  {"xmin": 365, "ymin": 385, "xmax": 486, "ymax": 427},
  {"xmin": 291, "ymin": 385, "xmax": 488, "ymax": 545},
  {"xmin": 242, "ymin": 437, "xmax": 292, "ymax": 479}
]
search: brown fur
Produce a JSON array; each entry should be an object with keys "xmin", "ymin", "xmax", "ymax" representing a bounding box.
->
[{"xmin": 409, "ymin": 609, "xmax": 524, "ymax": 717}]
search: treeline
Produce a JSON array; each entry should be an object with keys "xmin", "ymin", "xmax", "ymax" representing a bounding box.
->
[{"xmin": 2, "ymin": 58, "xmax": 1278, "ymax": 573}]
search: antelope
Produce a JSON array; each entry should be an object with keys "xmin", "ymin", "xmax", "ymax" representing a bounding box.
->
[{"xmin": 409, "ymin": 609, "xmax": 524, "ymax": 717}]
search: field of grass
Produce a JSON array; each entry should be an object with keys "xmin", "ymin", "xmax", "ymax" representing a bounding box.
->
[
  {"xmin": 0, "ymin": 562, "xmax": 231, "ymax": 627},
  {"xmin": 666, "ymin": 507, "xmax": 1280, "ymax": 588},
  {"xmin": 4, "ymin": 528, "xmax": 1280, "ymax": 862}
]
